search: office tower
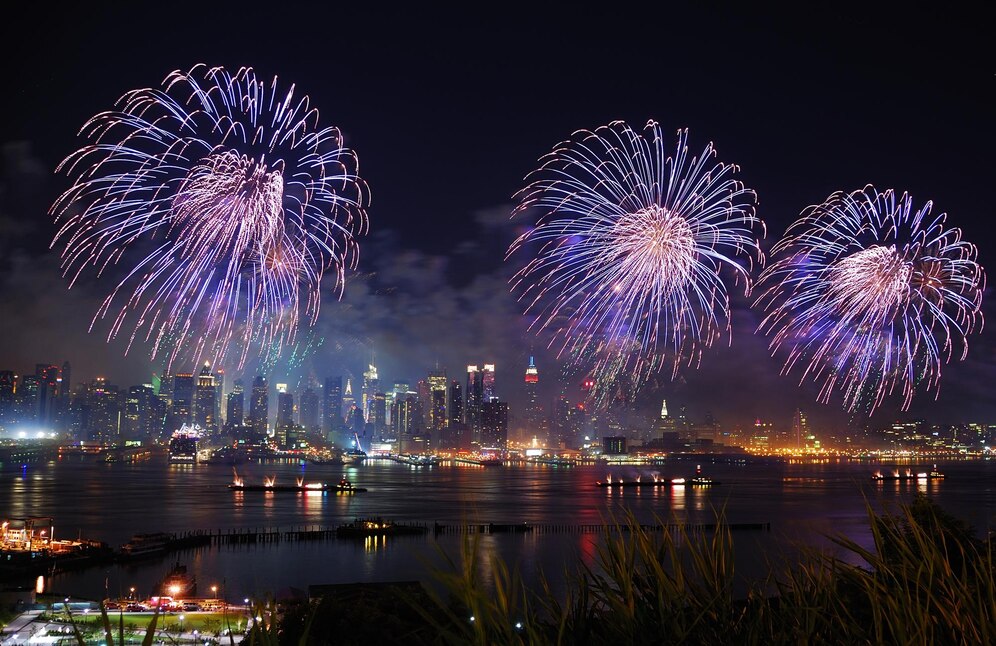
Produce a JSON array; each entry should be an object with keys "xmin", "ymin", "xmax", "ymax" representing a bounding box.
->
[
  {"xmin": 194, "ymin": 363, "xmax": 217, "ymax": 432},
  {"xmin": 387, "ymin": 381, "xmax": 409, "ymax": 428},
  {"xmin": 60, "ymin": 361, "xmax": 72, "ymax": 398},
  {"xmin": 87, "ymin": 378, "xmax": 120, "ymax": 442},
  {"xmin": 124, "ymin": 384, "xmax": 155, "ymax": 438},
  {"xmin": 792, "ymin": 408, "xmax": 809, "ymax": 450},
  {"xmin": 213, "ymin": 368, "xmax": 224, "ymax": 432},
  {"xmin": 362, "ymin": 363, "xmax": 379, "ymax": 421},
  {"xmin": 249, "ymin": 375, "xmax": 269, "ymax": 437},
  {"xmin": 523, "ymin": 356, "xmax": 541, "ymax": 434},
  {"xmin": 16, "ymin": 375, "xmax": 41, "ymax": 424},
  {"xmin": 465, "ymin": 365, "xmax": 483, "ymax": 445},
  {"xmin": 428, "ymin": 368, "xmax": 447, "ymax": 432},
  {"xmin": 323, "ymin": 376, "xmax": 343, "ymax": 439},
  {"xmin": 276, "ymin": 390, "xmax": 294, "ymax": 427},
  {"xmin": 481, "ymin": 399, "xmax": 509, "ymax": 449},
  {"xmin": 552, "ymin": 396, "xmax": 571, "ymax": 448},
  {"xmin": 482, "ymin": 364, "xmax": 496, "ymax": 402},
  {"xmin": 448, "ymin": 380, "xmax": 463, "ymax": 426},
  {"xmin": 172, "ymin": 373, "xmax": 194, "ymax": 424},
  {"xmin": 36, "ymin": 364, "xmax": 60, "ymax": 426},
  {"xmin": 416, "ymin": 379, "xmax": 431, "ymax": 429},
  {"xmin": 341, "ymin": 378, "xmax": 356, "ymax": 423},
  {"xmin": 0, "ymin": 370, "xmax": 14, "ymax": 425},
  {"xmin": 371, "ymin": 392, "xmax": 387, "ymax": 434},
  {"xmin": 225, "ymin": 380, "xmax": 245, "ymax": 432},
  {"xmin": 299, "ymin": 386, "xmax": 320, "ymax": 435}
]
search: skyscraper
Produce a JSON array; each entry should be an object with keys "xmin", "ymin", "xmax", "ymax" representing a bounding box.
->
[
  {"xmin": 362, "ymin": 363, "xmax": 379, "ymax": 422},
  {"xmin": 428, "ymin": 368, "xmax": 447, "ymax": 432},
  {"xmin": 466, "ymin": 365, "xmax": 483, "ymax": 445},
  {"xmin": 523, "ymin": 356, "xmax": 542, "ymax": 435},
  {"xmin": 194, "ymin": 363, "xmax": 217, "ymax": 432},
  {"xmin": 448, "ymin": 380, "xmax": 463, "ymax": 427},
  {"xmin": 172, "ymin": 373, "xmax": 194, "ymax": 424},
  {"xmin": 299, "ymin": 386, "xmax": 320, "ymax": 435},
  {"xmin": 323, "ymin": 376, "xmax": 343, "ymax": 440},
  {"xmin": 342, "ymin": 378, "xmax": 355, "ymax": 424},
  {"xmin": 792, "ymin": 408, "xmax": 809, "ymax": 450},
  {"xmin": 482, "ymin": 364, "xmax": 496, "ymax": 401},
  {"xmin": 225, "ymin": 380, "xmax": 245, "ymax": 433},
  {"xmin": 124, "ymin": 384, "xmax": 155, "ymax": 439},
  {"xmin": 371, "ymin": 392, "xmax": 387, "ymax": 434},
  {"xmin": 249, "ymin": 375, "xmax": 269, "ymax": 437},
  {"xmin": 0, "ymin": 371, "xmax": 14, "ymax": 425},
  {"xmin": 276, "ymin": 388, "xmax": 294, "ymax": 427},
  {"xmin": 481, "ymin": 399, "xmax": 509, "ymax": 449},
  {"xmin": 35, "ymin": 364, "xmax": 60, "ymax": 426},
  {"xmin": 16, "ymin": 375, "xmax": 41, "ymax": 424}
]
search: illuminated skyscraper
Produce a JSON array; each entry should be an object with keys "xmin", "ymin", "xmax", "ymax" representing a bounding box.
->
[
  {"xmin": 225, "ymin": 380, "xmax": 245, "ymax": 432},
  {"xmin": 466, "ymin": 365, "xmax": 483, "ymax": 445},
  {"xmin": 249, "ymin": 375, "xmax": 269, "ymax": 437},
  {"xmin": 428, "ymin": 368, "xmax": 447, "ymax": 432},
  {"xmin": 362, "ymin": 363, "xmax": 379, "ymax": 422},
  {"xmin": 481, "ymin": 399, "xmax": 509, "ymax": 449},
  {"xmin": 299, "ymin": 386, "xmax": 320, "ymax": 435},
  {"xmin": 342, "ymin": 378, "xmax": 356, "ymax": 420},
  {"xmin": 482, "ymin": 364, "xmax": 496, "ymax": 401},
  {"xmin": 323, "ymin": 376, "xmax": 343, "ymax": 440},
  {"xmin": 0, "ymin": 371, "xmax": 14, "ymax": 425},
  {"xmin": 372, "ymin": 392, "xmax": 387, "ymax": 434},
  {"xmin": 172, "ymin": 373, "xmax": 194, "ymax": 424},
  {"xmin": 523, "ymin": 356, "xmax": 541, "ymax": 435},
  {"xmin": 194, "ymin": 363, "xmax": 217, "ymax": 432},
  {"xmin": 792, "ymin": 408, "xmax": 809, "ymax": 450}
]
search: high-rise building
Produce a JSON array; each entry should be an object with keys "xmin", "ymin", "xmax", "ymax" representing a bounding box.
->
[
  {"xmin": 124, "ymin": 384, "xmax": 155, "ymax": 439},
  {"xmin": 16, "ymin": 375, "xmax": 41, "ymax": 424},
  {"xmin": 194, "ymin": 363, "xmax": 218, "ymax": 432},
  {"xmin": 523, "ymin": 356, "xmax": 542, "ymax": 435},
  {"xmin": 342, "ymin": 378, "xmax": 355, "ymax": 424},
  {"xmin": 0, "ymin": 370, "xmax": 14, "ymax": 425},
  {"xmin": 172, "ymin": 373, "xmax": 194, "ymax": 424},
  {"xmin": 361, "ymin": 363, "xmax": 379, "ymax": 422},
  {"xmin": 60, "ymin": 361, "xmax": 71, "ymax": 399},
  {"xmin": 481, "ymin": 400, "xmax": 509, "ymax": 449},
  {"xmin": 323, "ymin": 376, "xmax": 343, "ymax": 440},
  {"xmin": 482, "ymin": 364, "xmax": 496, "ymax": 401},
  {"xmin": 299, "ymin": 386, "xmax": 320, "ymax": 435},
  {"xmin": 792, "ymin": 408, "xmax": 809, "ymax": 450},
  {"xmin": 448, "ymin": 380, "xmax": 463, "ymax": 427},
  {"xmin": 391, "ymin": 392, "xmax": 424, "ymax": 452},
  {"xmin": 466, "ymin": 366, "xmax": 483, "ymax": 445},
  {"xmin": 225, "ymin": 380, "xmax": 245, "ymax": 433},
  {"xmin": 249, "ymin": 375, "xmax": 269, "ymax": 437},
  {"xmin": 35, "ymin": 364, "xmax": 60, "ymax": 426},
  {"xmin": 428, "ymin": 368, "xmax": 447, "ymax": 432},
  {"xmin": 86, "ymin": 378, "xmax": 120, "ymax": 442},
  {"xmin": 371, "ymin": 392, "xmax": 387, "ymax": 434},
  {"xmin": 276, "ymin": 390, "xmax": 294, "ymax": 427}
]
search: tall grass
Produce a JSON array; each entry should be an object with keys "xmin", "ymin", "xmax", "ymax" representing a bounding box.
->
[{"xmin": 415, "ymin": 496, "xmax": 994, "ymax": 644}]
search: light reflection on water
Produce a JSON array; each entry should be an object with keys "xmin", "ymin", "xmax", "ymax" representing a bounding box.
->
[{"xmin": 0, "ymin": 457, "xmax": 991, "ymax": 600}]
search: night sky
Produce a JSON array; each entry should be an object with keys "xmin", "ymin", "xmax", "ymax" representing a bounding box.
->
[{"xmin": 0, "ymin": 4, "xmax": 992, "ymax": 431}]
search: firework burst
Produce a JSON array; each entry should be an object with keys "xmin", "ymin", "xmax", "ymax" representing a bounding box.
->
[
  {"xmin": 755, "ymin": 186, "xmax": 984, "ymax": 413},
  {"xmin": 51, "ymin": 65, "xmax": 368, "ymax": 370},
  {"xmin": 508, "ymin": 120, "xmax": 764, "ymax": 403}
]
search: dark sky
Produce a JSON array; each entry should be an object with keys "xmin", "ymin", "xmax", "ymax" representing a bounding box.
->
[{"xmin": 0, "ymin": 3, "xmax": 992, "ymax": 431}]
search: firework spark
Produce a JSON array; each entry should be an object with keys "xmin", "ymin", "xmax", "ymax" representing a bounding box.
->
[
  {"xmin": 755, "ymin": 186, "xmax": 984, "ymax": 413},
  {"xmin": 508, "ymin": 120, "xmax": 764, "ymax": 403},
  {"xmin": 51, "ymin": 65, "xmax": 368, "ymax": 370}
]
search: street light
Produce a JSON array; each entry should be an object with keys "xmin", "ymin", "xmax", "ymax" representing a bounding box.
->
[{"xmin": 211, "ymin": 585, "xmax": 218, "ymax": 598}]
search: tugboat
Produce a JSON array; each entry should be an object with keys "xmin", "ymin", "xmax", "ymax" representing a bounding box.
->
[{"xmin": 334, "ymin": 476, "xmax": 366, "ymax": 493}]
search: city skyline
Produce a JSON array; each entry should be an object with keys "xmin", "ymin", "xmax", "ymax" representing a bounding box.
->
[{"xmin": 0, "ymin": 5, "xmax": 992, "ymax": 432}]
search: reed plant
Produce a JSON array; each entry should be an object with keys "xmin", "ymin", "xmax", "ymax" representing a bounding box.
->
[{"xmin": 413, "ymin": 495, "xmax": 994, "ymax": 645}]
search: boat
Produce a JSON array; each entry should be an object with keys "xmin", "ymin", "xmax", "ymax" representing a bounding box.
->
[
  {"xmin": 168, "ymin": 425, "xmax": 202, "ymax": 463},
  {"xmin": 335, "ymin": 518, "xmax": 428, "ymax": 539},
  {"xmin": 394, "ymin": 454, "xmax": 441, "ymax": 466},
  {"xmin": 597, "ymin": 465, "xmax": 719, "ymax": 488},
  {"xmin": 202, "ymin": 447, "xmax": 245, "ymax": 465},
  {"xmin": 120, "ymin": 532, "xmax": 172, "ymax": 559},
  {"xmin": 871, "ymin": 465, "xmax": 945, "ymax": 482},
  {"xmin": 159, "ymin": 561, "xmax": 196, "ymax": 598},
  {"xmin": 228, "ymin": 471, "xmax": 367, "ymax": 493}
]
